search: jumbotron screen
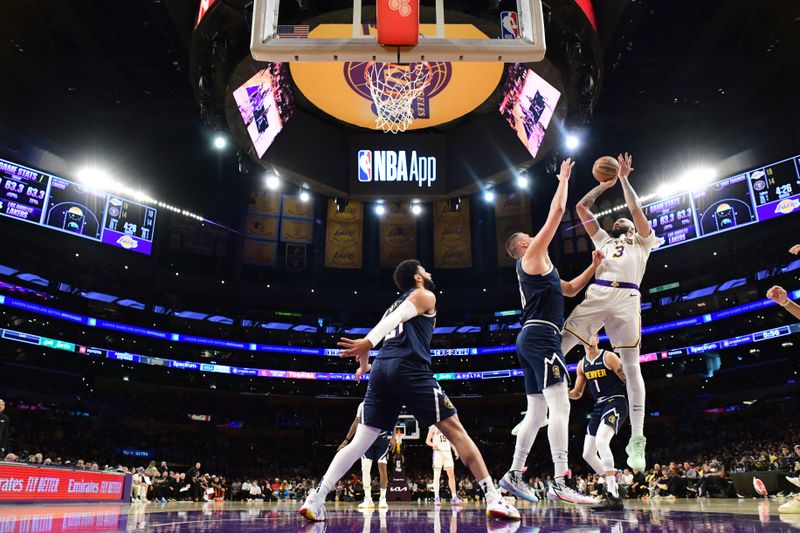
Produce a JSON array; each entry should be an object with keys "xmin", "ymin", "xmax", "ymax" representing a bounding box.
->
[
  {"xmin": 0, "ymin": 158, "xmax": 157, "ymax": 255},
  {"xmin": 499, "ymin": 64, "xmax": 561, "ymax": 158},
  {"xmin": 232, "ymin": 63, "xmax": 295, "ymax": 158}
]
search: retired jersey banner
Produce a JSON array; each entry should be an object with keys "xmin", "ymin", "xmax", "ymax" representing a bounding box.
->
[
  {"xmin": 280, "ymin": 218, "xmax": 314, "ymax": 244},
  {"xmin": 325, "ymin": 200, "xmax": 363, "ymax": 268},
  {"xmin": 282, "ymin": 194, "xmax": 314, "ymax": 219},
  {"xmin": 243, "ymin": 239, "xmax": 278, "ymax": 266},
  {"xmin": 380, "ymin": 204, "xmax": 416, "ymax": 268},
  {"xmin": 495, "ymin": 192, "xmax": 532, "ymax": 267},
  {"xmin": 0, "ymin": 464, "xmax": 129, "ymax": 503},
  {"xmin": 433, "ymin": 200, "xmax": 472, "ymax": 269},
  {"xmin": 249, "ymin": 191, "xmax": 281, "ymax": 215},
  {"xmin": 245, "ymin": 214, "xmax": 279, "ymax": 240}
]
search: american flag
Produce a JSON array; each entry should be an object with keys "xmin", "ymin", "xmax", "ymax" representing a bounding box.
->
[{"xmin": 277, "ymin": 25, "xmax": 309, "ymax": 38}]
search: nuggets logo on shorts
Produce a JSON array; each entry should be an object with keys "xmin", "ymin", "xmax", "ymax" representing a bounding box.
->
[
  {"xmin": 552, "ymin": 364, "xmax": 561, "ymax": 380},
  {"xmin": 607, "ymin": 414, "xmax": 616, "ymax": 424},
  {"xmin": 443, "ymin": 396, "xmax": 454, "ymax": 409}
]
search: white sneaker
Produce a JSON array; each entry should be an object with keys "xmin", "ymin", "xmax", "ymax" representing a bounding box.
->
[
  {"xmin": 499, "ymin": 471, "xmax": 539, "ymax": 502},
  {"xmin": 299, "ymin": 492, "xmax": 327, "ymax": 522},
  {"xmin": 486, "ymin": 496, "xmax": 521, "ymax": 519},
  {"xmin": 357, "ymin": 498, "xmax": 374, "ymax": 509},
  {"xmin": 378, "ymin": 498, "xmax": 388, "ymax": 508},
  {"xmin": 779, "ymin": 496, "xmax": 800, "ymax": 514},
  {"xmin": 546, "ymin": 485, "xmax": 560, "ymax": 502},
  {"xmin": 551, "ymin": 483, "xmax": 598, "ymax": 506}
]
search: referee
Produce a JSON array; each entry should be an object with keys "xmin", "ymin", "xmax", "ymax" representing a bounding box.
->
[{"xmin": 0, "ymin": 399, "xmax": 9, "ymax": 456}]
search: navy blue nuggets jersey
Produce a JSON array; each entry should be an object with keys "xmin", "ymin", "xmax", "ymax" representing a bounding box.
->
[
  {"xmin": 378, "ymin": 289, "xmax": 436, "ymax": 366},
  {"xmin": 517, "ymin": 260, "xmax": 565, "ymax": 329},
  {"xmin": 582, "ymin": 350, "xmax": 626, "ymax": 402}
]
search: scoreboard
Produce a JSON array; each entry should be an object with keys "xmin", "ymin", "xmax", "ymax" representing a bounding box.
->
[
  {"xmin": 0, "ymin": 158, "xmax": 157, "ymax": 255},
  {"xmin": 644, "ymin": 154, "xmax": 799, "ymax": 251}
]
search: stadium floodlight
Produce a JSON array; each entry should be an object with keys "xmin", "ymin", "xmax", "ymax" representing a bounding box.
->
[
  {"xmin": 213, "ymin": 134, "xmax": 227, "ymax": 150},
  {"xmin": 375, "ymin": 203, "xmax": 386, "ymax": 216},
  {"xmin": 266, "ymin": 174, "xmax": 280, "ymax": 190},
  {"xmin": 564, "ymin": 134, "xmax": 580, "ymax": 151},
  {"xmin": 77, "ymin": 167, "xmax": 115, "ymax": 191},
  {"xmin": 299, "ymin": 189, "xmax": 310, "ymax": 203},
  {"xmin": 411, "ymin": 203, "xmax": 422, "ymax": 215},
  {"xmin": 484, "ymin": 189, "xmax": 495, "ymax": 202},
  {"xmin": 516, "ymin": 175, "xmax": 529, "ymax": 189}
]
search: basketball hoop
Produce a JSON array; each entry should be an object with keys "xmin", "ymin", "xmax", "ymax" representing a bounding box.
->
[{"xmin": 366, "ymin": 62, "xmax": 432, "ymax": 134}]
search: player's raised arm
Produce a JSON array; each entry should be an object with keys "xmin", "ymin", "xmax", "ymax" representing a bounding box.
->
[
  {"xmin": 568, "ymin": 359, "xmax": 587, "ymax": 400},
  {"xmin": 616, "ymin": 153, "xmax": 652, "ymax": 237},
  {"xmin": 767, "ymin": 285, "xmax": 800, "ymax": 320},
  {"xmin": 524, "ymin": 158, "xmax": 574, "ymax": 259},
  {"xmin": 561, "ymin": 250, "xmax": 604, "ymax": 297},
  {"xmin": 576, "ymin": 178, "xmax": 618, "ymax": 238},
  {"xmin": 603, "ymin": 351, "xmax": 627, "ymax": 384}
]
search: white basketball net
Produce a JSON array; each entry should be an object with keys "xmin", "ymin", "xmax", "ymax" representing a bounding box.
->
[{"xmin": 366, "ymin": 62, "xmax": 431, "ymax": 134}]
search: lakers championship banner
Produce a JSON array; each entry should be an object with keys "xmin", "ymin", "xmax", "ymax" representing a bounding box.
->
[
  {"xmin": 325, "ymin": 200, "xmax": 363, "ymax": 268},
  {"xmin": 380, "ymin": 204, "xmax": 416, "ymax": 268},
  {"xmin": 243, "ymin": 239, "xmax": 278, "ymax": 266},
  {"xmin": 494, "ymin": 192, "xmax": 532, "ymax": 267},
  {"xmin": 433, "ymin": 199, "xmax": 472, "ymax": 269}
]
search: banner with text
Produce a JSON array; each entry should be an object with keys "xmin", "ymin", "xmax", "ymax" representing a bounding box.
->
[
  {"xmin": 494, "ymin": 192, "xmax": 532, "ymax": 267},
  {"xmin": 433, "ymin": 200, "xmax": 472, "ymax": 268},
  {"xmin": 324, "ymin": 200, "xmax": 364, "ymax": 268},
  {"xmin": 243, "ymin": 240, "xmax": 278, "ymax": 266},
  {"xmin": 380, "ymin": 204, "xmax": 417, "ymax": 268},
  {"xmin": 0, "ymin": 464, "xmax": 129, "ymax": 503}
]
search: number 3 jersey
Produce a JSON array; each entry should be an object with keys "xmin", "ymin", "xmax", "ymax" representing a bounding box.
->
[
  {"xmin": 590, "ymin": 228, "xmax": 659, "ymax": 286},
  {"xmin": 377, "ymin": 289, "xmax": 436, "ymax": 366}
]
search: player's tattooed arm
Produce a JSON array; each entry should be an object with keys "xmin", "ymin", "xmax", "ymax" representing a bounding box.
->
[
  {"xmin": 617, "ymin": 153, "xmax": 652, "ymax": 237},
  {"xmin": 568, "ymin": 360, "xmax": 587, "ymax": 400},
  {"xmin": 576, "ymin": 178, "xmax": 617, "ymax": 237},
  {"xmin": 605, "ymin": 352, "xmax": 627, "ymax": 384}
]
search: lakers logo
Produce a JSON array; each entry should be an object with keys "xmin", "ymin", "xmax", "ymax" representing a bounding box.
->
[{"xmin": 443, "ymin": 396, "xmax": 454, "ymax": 409}]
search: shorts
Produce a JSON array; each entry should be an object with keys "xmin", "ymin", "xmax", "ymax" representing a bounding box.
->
[
  {"xmin": 362, "ymin": 357, "xmax": 457, "ymax": 432},
  {"xmin": 432, "ymin": 449, "xmax": 454, "ymax": 469},
  {"xmin": 362, "ymin": 434, "xmax": 391, "ymax": 463},
  {"xmin": 516, "ymin": 323, "xmax": 568, "ymax": 394},
  {"xmin": 587, "ymin": 396, "xmax": 628, "ymax": 437},
  {"xmin": 563, "ymin": 284, "xmax": 641, "ymax": 349}
]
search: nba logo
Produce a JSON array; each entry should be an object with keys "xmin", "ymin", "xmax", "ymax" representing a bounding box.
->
[
  {"xmin": 500, "ymin": 11, "xmax": 519, "ymax": 39},
  {"xmin": 358, "ymin": 150, "xmax": 372, "ymax": 182}
]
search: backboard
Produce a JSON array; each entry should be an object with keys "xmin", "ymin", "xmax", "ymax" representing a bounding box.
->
[{"xmin": 250, "ymin": 0, "xmax": 546, "ymax": 63}]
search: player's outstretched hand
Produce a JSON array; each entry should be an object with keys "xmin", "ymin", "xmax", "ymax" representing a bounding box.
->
[
  {"xmin": 338, "ymin": 337, "xmax": 373, "ymax": 358},
  {"xmin": 591, "ymin": 249, "xmax": 605, "ymax": 268},
  {"xmin": 601, "ymin": 176, "xmax": 619, "ymax": 190},
  {"xmin": 617, "ymin": 153, "xmax": 634, "ymax": 180},
  {"xmin": 790, "ymin": 244, "xmax": 800, "ymax": 255},
  {"xmin": 558, "ymin": 158, "xmax": 575, "ymax": 182},
  {"xmin": 355, "ymin": 362, "xmax": 372, "ymax": 382},
  {"xmin": 766, "ymin": 285, "xmax": 789, "ymax": 305}
]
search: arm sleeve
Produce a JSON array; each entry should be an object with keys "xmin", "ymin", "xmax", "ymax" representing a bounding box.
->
[
  {"xmin": 365, "ymin": 299, "xmax": 419, "ymax": 348},
  {"xmin": 590, "ymin": 228, "xmax": 610, "ymax": 249},
  {"xmin": 634, "ymin": 228, "xmax": 660, "ymax": 249}
]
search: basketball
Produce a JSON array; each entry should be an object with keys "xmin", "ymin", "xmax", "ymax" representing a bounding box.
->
[{"xmin": 593, "ymin": 156, "xmax": 620, "ymax": 183}]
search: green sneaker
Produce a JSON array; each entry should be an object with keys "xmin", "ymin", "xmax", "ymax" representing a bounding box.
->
[{"xmin": 625, "ymin": 435, "xmax": 647, "ymax": 471}]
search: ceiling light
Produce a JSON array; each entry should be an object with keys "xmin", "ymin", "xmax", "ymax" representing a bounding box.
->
[{"xmin": 266, "ymin": 175, "xmax": 280, "ymax": 190}]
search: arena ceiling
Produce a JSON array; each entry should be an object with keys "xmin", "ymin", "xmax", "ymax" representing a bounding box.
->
[{"xmin": 0, "ymin": 0, "xmax": 798, "ymax": 221}]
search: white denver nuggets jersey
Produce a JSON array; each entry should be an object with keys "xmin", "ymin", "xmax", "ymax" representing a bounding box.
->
[
  {"xmin": 430, "ymin": 426, "xmax": 451, "ymax": 452},
  {"xmin": 591, "ymin": 228, "xmax": 659, "ymax": 286}
]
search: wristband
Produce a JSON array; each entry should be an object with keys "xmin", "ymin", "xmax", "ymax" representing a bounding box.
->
[{"xmin": 780, "ymin": 299, "xmax": 791, "ymax": 307}]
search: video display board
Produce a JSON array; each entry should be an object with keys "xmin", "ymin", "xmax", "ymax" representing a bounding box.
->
[{"xmin": 0, "ymin": 158, "xmax": 157, "ymax": 255}]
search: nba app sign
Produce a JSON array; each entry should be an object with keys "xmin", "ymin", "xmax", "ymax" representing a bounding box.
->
[
  {"xmin": 350, "ymin": 135, "xmax": 446, "ymax": 196},
  {"xmin": 358, "ymin": 150, "xmax": 437, "ymax": 188}
]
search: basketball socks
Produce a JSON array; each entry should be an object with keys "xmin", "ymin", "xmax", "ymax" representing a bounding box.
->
[
  {"xmin": 380, "ymin": 487, "xmax": 386, "ymax": 500},
  {"xmin": 542, "ymin": 381, "xmax": 570, "ymax": 482},
  {"xmin": 605, "ymin": 476, "xmax": 619, "ymax": 498},
  {"xmin": 619, "ymin": 347, "xmax": 645, "ymax": 437},
  {"xmin": 361, "ymin": 458, "xmax": 373, "ymax": 500},
  {"xmin": 433, "ymin": 468, "xmax": 441, "ymax": 499},
  {"xmin": 510, "ymin": 394, "xmax": 547, "ymax": 472},
  {"xmin": 477, "ymin": 476, "xmax": 500, "ymax": 501},
  {"xmin": 315, "ymin": 424, "xmax": 381, "ymax": 499}
]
